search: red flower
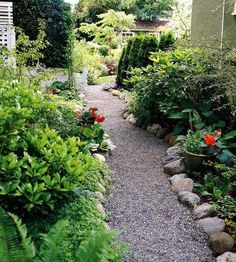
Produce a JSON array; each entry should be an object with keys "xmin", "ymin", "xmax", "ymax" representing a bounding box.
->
[
  {"xmin": 96, "ymin": 115, "xmax": 105, "ymax": 123},
  {"xmin": 204, "ymin": 134, "xmax": 216, "ymax": 147},
  {"xmin": 90, "ymin": 113, "xmax": 97, "ymax": 119},
  {"xmin": 214, "ymin": 130, "xmax": 222, "ymax": 136},
  {"xmin": 90, "ymin": 107, "xmax": 98, "ymax": 112}
]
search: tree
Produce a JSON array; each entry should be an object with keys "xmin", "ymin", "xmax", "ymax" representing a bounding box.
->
[
  {"xmin": 76, "ymin": 0, "xmax": 174, "ymax": 24},
  {"xmin": 13, "ymin": 0, "xmax": 73, "ymax": 68}
]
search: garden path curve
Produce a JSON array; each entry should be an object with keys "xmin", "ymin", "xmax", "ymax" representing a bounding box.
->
[{"xmin": 84, "ymin": 85, "xmax": 215, "ymax": 262}]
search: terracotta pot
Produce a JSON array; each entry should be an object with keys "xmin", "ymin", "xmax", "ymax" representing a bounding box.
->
[{"xmin": 184, "ymin": 151, "xmax": 214, "ymax": 171}]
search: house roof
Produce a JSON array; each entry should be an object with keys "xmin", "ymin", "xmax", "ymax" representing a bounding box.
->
[{"xmin": 132, "ymin": 20, "xmax": 169, "ymax": 32}]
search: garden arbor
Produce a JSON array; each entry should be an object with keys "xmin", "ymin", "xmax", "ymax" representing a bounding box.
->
[{"xmin": 0, "ymin": 1, "xmax": 15, "ymax": 50}]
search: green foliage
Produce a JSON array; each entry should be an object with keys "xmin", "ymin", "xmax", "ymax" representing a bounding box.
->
[
  {"xmin": 76, "ymin": 230, "xmax": 127, "ymax": 262},
  {"xmin": 13, "ymin": 0, "xmax": 73, "ymax": 68},
  {"xmin": 214, "ymin": 196, "xmax": 236, "ymax": 220},
  {"xmin": 182, "ymin": 130, "xmax": 203, "ymax": 154},
  {"xmin": 129, "ymin": 48, "xmax": 234, "ymax": 128},
  {"xmin": 116, "ymin": 35, "xmax": 159, "ymax": 88},
  {"xmin": 0, "ymin": 207, "xmax": 35, "ymax": 262},
  {"xmin": 159, "ymin": 31, "xmax": 175, "ymax": 51}
]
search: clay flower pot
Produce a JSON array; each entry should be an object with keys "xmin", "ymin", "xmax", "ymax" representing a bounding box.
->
[{"xmin": 184, "ymin": 151, "xmax": 214, "ymax": 171}]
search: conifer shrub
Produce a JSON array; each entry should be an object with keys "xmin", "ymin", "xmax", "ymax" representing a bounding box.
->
[{"xmin": 159, "ymin": 31, "xmax": 175, "ymax": 51}]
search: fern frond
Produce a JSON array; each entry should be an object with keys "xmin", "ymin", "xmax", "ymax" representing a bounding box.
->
[
  {"xmin": 9, "ymin": 213, "xmax": 36, "ymax": 261},
  {"xmin": 39, "ymin": 220, "xmax": 68, "ymax": 262},
  {"xmin": 0, "ymin": 207, "xmax": 25, "ymax": 262}
]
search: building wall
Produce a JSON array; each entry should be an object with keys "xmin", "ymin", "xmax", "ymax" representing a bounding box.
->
[
  {"xmin": 191, "ymin": 0, "xmax": 223, "ymax": 48},
  {"xmin": 223, "ymin": 1, "xmax": 236, "ymax": 48}
]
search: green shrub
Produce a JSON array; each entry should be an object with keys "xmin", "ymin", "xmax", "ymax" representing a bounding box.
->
[
  {"xmin": 129, "ymin": 49, "xmax": 233, "ymax": 129},
  {"xmin": 99, "ymin": 45, "xmax": 110, "ymax": 57},
  {"xmin": 159, "ymin": 31, "xmax": 175, "ymax": 51},
  {"xmin": 116, "ymin": 46, "xmax": 127, "ymax": 87},
  {"xmin": 127, "ymin": 35, "xmax": 143, "ymax": 71}
]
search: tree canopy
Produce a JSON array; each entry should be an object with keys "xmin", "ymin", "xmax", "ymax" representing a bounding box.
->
[
  {"xmin": 75, "ymin": 0, "xmax": 174, "ymax": 24},
  {"xmin": 13, "ymin": 0, "xmax": 73, "ymax": 68}
]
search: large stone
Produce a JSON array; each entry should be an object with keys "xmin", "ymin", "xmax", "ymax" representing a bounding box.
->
[
  {"xmin": 178, "ymin": 191, "xmax": 201, "ymax": 207},
  {"xmin": 169, "ymin": 173, "xmax": 189, "ymax": 183},
  {"xmin": 163, "ymin": 159, "xmax": 185, "ymax": 175},
  {"xmin": 98, "ymin": 183, "xmax": 106, "ymax": 194},
  {"xmin": 94, "ymin": 192, "xmax": 106, "ymax": 203},
  {"xmin": 147, "ymin": 124, "xmax": 161, "ymax": 135},
  {"xmin": 197, "ymin": 217, "xmax": 225, "ymax": 236},
  {"xmin": 166, "ymin": 145, "xmax": 183, "ymax": 156},
  {"xmin": 171, "ymin": 178, "xmax": 194, "ymax": 193},
  {"xmin": 127, "ymin": 114, "xmax": 137, "ymax": 125},
  {"xmin": 216, "ymin": 252, "xmax": 236, "ymax": 262},
  {"xmin": 94, "ymin": 153, "xmax": 106, "ymax": 162},
  {"xmin": 156, "ymin": 128, "xmax": 170, "ymax": 139},
  {"xmin": 209, "ymin": 232, "xmax": 234, "ymax": 255},
  {"xmin": 193, "ymin": 203, "xmax": 215, "ymax": 219},
  {"xmin": 123, "ymin": 111, "xmax": 130, "ymax": 119}
]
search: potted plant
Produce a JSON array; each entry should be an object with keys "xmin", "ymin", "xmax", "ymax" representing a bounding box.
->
[{"xmin": 181, "ymin": 129, "xmax": 235, "ymax": 170}]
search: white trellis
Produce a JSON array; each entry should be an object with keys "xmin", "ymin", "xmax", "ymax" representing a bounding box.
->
[{"xmin": 0, "ymin": 2, "xmax": 15, "ymax": 50}]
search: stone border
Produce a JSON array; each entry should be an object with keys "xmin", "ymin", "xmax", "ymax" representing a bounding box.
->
[{"xmin": 161, "ymin": 144, "xmax": 235, "ymax": 259}]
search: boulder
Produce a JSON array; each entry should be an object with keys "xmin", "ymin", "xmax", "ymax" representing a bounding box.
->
[
  {"xmin": 193, "ymin": 203, "xmax": 215, "ymax": 219},
  {"xmin": 171, "ymin": 178, "xmax": 194, "ymax": 193},
  {"xmin": 102, "ymin": 84, "xmax": 111, "ymax": 91},
  {"xmin": 98, "ymin": 183, "xmax": 106, "ymax": 194},
  {"xmin": 147, "ymin": 124, "xmax": 161, "ymax": 135},
  {"xmin": 197, "ymin": 217, "xmax": 225, "ymax": 236},
  {"xmin": 156, "ymin": 128, "xmax": 170, "ymax": 139},
  {"xmin": 163, "ymin": 159, "xmax": 185, "ymax": 175},
  {"xmin": 169, "ymin": 173, "xmax": 189, "ymax": 183},
  {"xmin": 94, "ymin": 153, "xmax": 106, "ymax": 162},
  {"xmin": 209, "ymin": 232, "xmax": 234, "ymax": 255},
  {"xmin": 166, "ymin": 145, "xmax": 183, "ymax": 156},
  {"xmin": 216, "ymin": 252, "xmax": 236, "ymax": 262},
  {"xmin": 178, "ymin": 191, "xmax": 200, "ymax": 207}
]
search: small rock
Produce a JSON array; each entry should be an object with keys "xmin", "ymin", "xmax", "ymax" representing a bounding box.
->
[
  {"xmin": 193, "ymin": 203, "xmax": 215, "ymax": 219},
  {"xmin": 147, "ymin": 124, "xmax": 161, "ymax": 135},
  {"xmin": 197, "ymin": 217, "xmax": 225, "ymax": 236},
  {"xmin": 166, "ymin": 145, "xmax": 183, "ymax": 156},
  {"xmin": 111, "ymin": 90, "xmax": 121, "ymax": 96},
  {"xmin": 94, "ymin": 153, "xmax": 106, "ymax": 162},
  {"xmin": 169, "ymin": 173, "xmax": 189, "ymax": 183},
  {"xmin": 156, "ymin": 128, "xmax": 170, "ymax": 139},
  {"xmin": 103, "ymin": 84, "xmax": 111, "ymax": 91},
  {"xmin": 216, "ymin": 252, "xmax": 236, "ymax": 262},
  {"xmin": 103, "ymin": 222, "xmax": 110, "ymax": 230},
  {"xmin": 209, "ymin": 232, "xmax": 234, "ymax": 255},
  {"xmin": 171, "ymin": 178, "xmax": 194, "ymax": 193},
  {"xmin": 163, "ymin": 159, "xmax": 185, "ymax": 175},
  {"xmin": 98, "ymin": 183, "xmax": 106, "ymax": 194},
  {"xmin": 162, "ymin": 154, "xmax": 181, "ymax": 165},
  {"xmin": 178, "ymin": 191, "xmax": 200, "ymax": 207},
  {"xmin": 111, "ymin": 82, "xmax": 118, "ymax": 89},
  {"xmin": 96, "ymin": 203, "xmax": 106, "ymax": 218},
  {"xmin": 127, "ymin": 114, "xmax": 137, "ymax": 125},
  {"xmin": 94, "ymin": 192, "xmax": 106, "ymax": 203},
  {"xmin": 123, "ymin": 111, "xmax": 130, "ymax": 119}
]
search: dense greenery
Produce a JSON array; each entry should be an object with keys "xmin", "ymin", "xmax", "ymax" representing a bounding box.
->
[
  {"xmin": 117, "ymin": 35, "xmax": 159, "ymax": 88},
  {"xmin": 13, "ymin": 0, "xmax": 73, "ymax": 68},
  {"xmin": 75, "ymin": 0, "xmax": 174, "ymax": 24}
]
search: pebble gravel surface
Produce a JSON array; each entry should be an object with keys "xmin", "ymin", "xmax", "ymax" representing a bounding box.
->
[{"xmin": 84, "ymin": 85, "xmax": 215, "ymax": 262}]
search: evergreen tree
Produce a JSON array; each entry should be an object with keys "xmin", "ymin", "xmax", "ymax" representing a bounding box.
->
[{"xmin": 159, "ymin": 31, "xmax": 175, "ymax": 51}]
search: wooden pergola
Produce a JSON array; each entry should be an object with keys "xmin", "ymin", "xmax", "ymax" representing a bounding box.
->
[{"xmin": 0, "ymin": 1, "xmax": 15, "ymax": 50}]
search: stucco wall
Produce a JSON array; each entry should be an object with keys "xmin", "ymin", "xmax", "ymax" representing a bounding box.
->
[
  {"xmin": 224, "ymin": 1, "xmax": 236, "ymax": 48},
  {"xmin": 191, "ymin": 0, "xmax": 223, "ymax": 48}
]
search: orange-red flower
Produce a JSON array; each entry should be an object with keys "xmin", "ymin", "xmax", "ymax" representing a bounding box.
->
[
  {"xmin": 90, "ymin": 107, "xmax": 98, "ymax": 112},
  {"xmin": 204, "ymin": 134, "xmax": 216, "ymax": 147},
  {"xmin": 90, "ymin": 113, "xmax": 97, "ymax": 119},
  {"xmin": 214, "ymin": 130, "xmax": 222, "ymax": 136},
  {"xmin": 96, "ymin": 115, "xmax": 105, "ymax": 123}
]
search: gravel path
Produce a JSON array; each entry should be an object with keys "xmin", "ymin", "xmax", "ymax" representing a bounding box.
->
[{"xmin": 84, "ymin": 85, "xmax": 215, "ymax": 262}]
